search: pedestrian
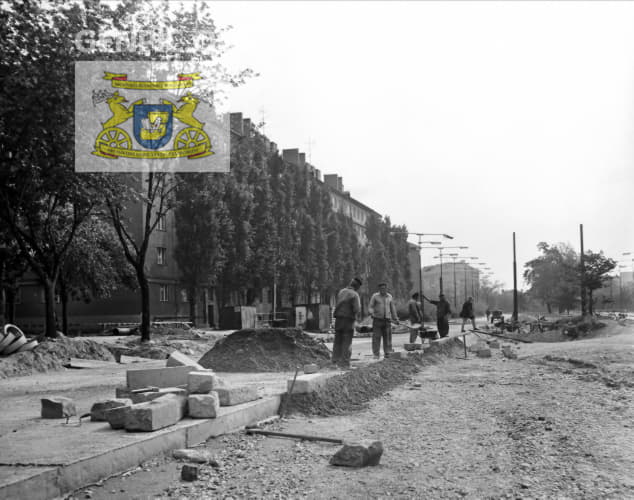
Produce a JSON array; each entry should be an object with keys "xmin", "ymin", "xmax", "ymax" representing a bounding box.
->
[
  {"xmin": 485, "ymin": 308, "xmax": 491, "ymax": 323},
  {"xmin": 369, "ymin": 283, "xmax": 398, "ymax": 359},
  {"xmin": 407, "ymin": 292, "xmax": 424, "ymax": 343},
  {"xmin": 422, "ymin": 293, "xmax": 452, "ymax": 338},
  {"xmin": 332, "ymin": 277, "xmax": 362, "ymax": 369},
  {"xmin": 460, "ymin": 296, "xmax": 477, "ymax": 333}
]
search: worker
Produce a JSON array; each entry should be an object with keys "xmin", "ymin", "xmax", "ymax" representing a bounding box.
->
[
  {"xmin": 369, "ymin": 283, "xmax": 398, "ymax": 358},
  {"xmin": 422, "ymin": 293, "xmax": 452, "ymax": 338},
  {"xmin": 407, "ymin": 292, "xmax": 424, "ymax": 343},
  {"xmin": 460, "ymin": 296, "xmax": 477, "ymax": 332},
  {"xmin": 332, "ymin": 277, "xmax": 362, "ymax": 369}
]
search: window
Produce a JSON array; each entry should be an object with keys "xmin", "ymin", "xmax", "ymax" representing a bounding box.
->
[
  {"xmin": 159, "ymin": 285, "xmax": 170, "ymax": 302},
  {"xmin": 157, "ymin": 247, "xmax": 166, "ymax": 265},
  {"xmin": 157, "ymin": 213, "xmax": 166, "ymax": 231},
  {"xmin": 180, "ymin": 289, "xmax": 188, "ymax": 303}
]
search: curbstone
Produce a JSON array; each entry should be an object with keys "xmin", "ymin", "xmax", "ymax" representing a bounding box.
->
[
  {"xmin": 124, "ymin": 393, "xmax": 188, "ymax": 432},
  {"xmin": 188, "ymin": 372, "xmax": 218, "ymax": 394},
  {"xmin": 90, "ymin": 399, "xmax": 132, "ymax": 421},
  {"xmin": 215, "ymin": 386, "xmax": 258, "ymax": 406},
  {"xmin": 126, "ymin": 365, "xmax": 203, "ymax": 390},
  {"xmin": 188, "ymin": 393, "xmax": 220, "ymax": 418}
]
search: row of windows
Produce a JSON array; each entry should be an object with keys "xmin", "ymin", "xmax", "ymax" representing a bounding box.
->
[{"xmin": 12, "ymin": 286, "xmax": 190, "ymax": 304}]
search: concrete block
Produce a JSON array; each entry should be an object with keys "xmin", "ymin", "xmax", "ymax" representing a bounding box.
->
[
  {"xmin": 124, "ymin": 393, "xmax": 187, "ymax": 432},
  {"xmin": 386, "ymin": 351, "xmax": 407, "ymax": 359},
  {"xmin": 181, "ymin": 464, "xmax": 199, "ymax": 481},
  {"xmin": 287, "ymin": 373, "xmax": 331, "ymax": 394},
  {"xmin": 303, "ymin": 363, "xmax": 318, "ymax": 374},
  {"xmin": 90, "ymin": 399, "xmax": 132, "ymax": 421},
  {"xmin": 166, "ymin": 350, "xmax": 204, "ymax": 370},
  {"xmin": 41, "ymin": 397, "xmax": 77, "ymax": 419},
  {"xmin": 104, "ymin": 405, "xmax": 131, "ymax": 429},
  {"xmin": 131, "ymin": 387, "xmax": 188, "ymax": 404},
  {"xmin": 188, "ymin": 393, "xmax": 220, "ymax": 418},
  {"xmin": 126, "ymin": 365, "xmax": 203, "ymax": 390},
  {"xmin": 215, "ymin": 386, "xmax": 259, "ymax": 406},
  {"xmin": 403, "ymin": 343, "xmax": 422, "ymax": 351},
  {"xmin": 476, "ymin": 347, "xmax": 492, "ymax": 358},
  {"xmin": 188, "ymin": 372, "xmax": 218, "ymax": 394},
  {"xmin": 488, "ymin": 340, "xmax": 500, "ymax": 349}
]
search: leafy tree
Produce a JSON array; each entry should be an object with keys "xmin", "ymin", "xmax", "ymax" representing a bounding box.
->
[
  {"xmin": 581, "ymin": 250, "xmax": 616, "ymax": 315},
  {"xmin": 0, "ymin": 228, "xmax": 30, "ymax": 324},
  {"xmin": 174, "ymin": 173, "xmax": 230, "ymax": 325},
  {"xmin": 524, "ymin": 242, "xmax": 579, "ymax": 313}
]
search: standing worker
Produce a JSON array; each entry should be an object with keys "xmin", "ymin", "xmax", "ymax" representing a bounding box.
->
[
  {"xmin": 407, "ymin": 292, "xmax": 424, "ymax": 343},
  {"xmin": 460, "ymin": 296, "xmax": 477, "ymax": 333},
  {"xmin": 369, "ymin": 283, "xmax": 399, "ymax": 359},
  {"xmin": 332, "ymin": 277, "xmax": 362, "ymax": 369},
  {"xmin": 422, "ymin": 293, "xmax": 452, "ymax": 338}
]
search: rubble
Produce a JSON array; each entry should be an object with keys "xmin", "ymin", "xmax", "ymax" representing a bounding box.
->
[{"xmin": 330, "ymin": 441, "xmax": 384, "ymax": 467}]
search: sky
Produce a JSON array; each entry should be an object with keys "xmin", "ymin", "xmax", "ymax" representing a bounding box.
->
[{"xmin": 206, "ymin": 0, "xmax": 634, "ymax": 289}]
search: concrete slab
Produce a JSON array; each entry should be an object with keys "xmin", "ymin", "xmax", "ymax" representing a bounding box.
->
[
  {"xmin": 126, "ymin": 365, "xmax": 202, "ymax": 390},
  {"xmin": 288, "ymin": 372, "xmax": 332, "ymax": 394}
]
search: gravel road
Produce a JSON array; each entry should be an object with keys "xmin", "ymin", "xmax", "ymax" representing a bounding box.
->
[{"xmin": 73, "ymin": 322, "xmax": 634, "ymax": 500}]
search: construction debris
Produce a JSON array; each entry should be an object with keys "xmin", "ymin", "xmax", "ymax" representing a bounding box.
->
[
  {"xmin": 330, "ymin": 441, "xmax": 384, "ymax": 467},
  {"xmin": 180, "ymin": 464, "xmax": 200, "ymax": 481},
  {"xmin": 90, "ymin": 399, "xmax": 132, "ymax": 421}
]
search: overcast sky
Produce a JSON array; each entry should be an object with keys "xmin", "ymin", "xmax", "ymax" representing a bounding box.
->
[{"xmin": 207, "ymin": 1, "xmax": 634, "ymax": 289}]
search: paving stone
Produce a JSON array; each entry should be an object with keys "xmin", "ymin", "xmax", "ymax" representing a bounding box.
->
[
  {"xmin": 130, "ymin": 387, "xmax": 188, "ymax": 404},
  {"xmin": 303, "ymin": 363, "xmax": 318, "ymax": 374},
  {"xmin": 477, "ymin": 347, "xmax": 492, "ymax": 358},
  {"xmin": 90, "ymin": 399, "xmax": 132, "ymax": 421},
  {"xmin": 386, "ymin": 351, "xmax": 407, "ymax": 359},
  {"xmin": 124, "ymin": 393, "xmax": 188, "ymax": 432},
  {"xmin": 181, "ymin": 464, "xmax": 199, "ymax": 481},
  {"xmin": 166, "ymin": 350, "xmax": 204, "ymax": 370},
  {"xmin": 188, "ymin": 393, "xmax": 220, "ymax": 418},
  {"xmin": 104, "ymin": 405, "xmax": 131, "ymax": 429},
  {"xmin": 488, "ymin": 340, "xmax": 500, "ymax": 349},
  {"xmin": 188, "ymin": 371, "xmax": 218, "ymax": 394},
  {"xmin": 126, "ymin": 365, "xmax": 203, "ymax": 390},
  {"xmin": 288, "ymin": 373, "xmax": 331, "ymax": 394},
  {"xmin": 41, "ymin": 397, "xmax": 77, "ymax": 419},
  {"xmin": 403, "ymin": 343, "xmax": 422, "ymax": 351},
  {"xmin": 215, "ymin": 386, "xmax": 258, "ymax": 406},
  {"xmin": 330, "ymin": 441, "xmax": 383, "ymax": 467}
]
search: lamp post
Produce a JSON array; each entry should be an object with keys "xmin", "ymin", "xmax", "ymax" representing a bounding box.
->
[
  {"xmin": 449, "ymin": 253, "xmax": 459, "ymax": 307},
  {"xmin": 428, "ymin": 246, "xmax": 468, "ymax": 295},
  {"xmin": 389, "ymin": 232, "xmax": 453, "ymax": 321}
]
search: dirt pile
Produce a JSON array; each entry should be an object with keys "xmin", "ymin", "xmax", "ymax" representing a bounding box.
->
[
  {"xmin": 283, "ymin": 338, "xmax": 466, "ymax": 416},
  {"xmin": 198, "ymin": 328, "xmax": 331, "ymax": 372},
  {"xmin": 0, "ymin": 336, "xmax": 114, "ymax": 379}
]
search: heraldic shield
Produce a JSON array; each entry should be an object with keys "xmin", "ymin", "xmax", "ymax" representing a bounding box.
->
[{"xmin": 133, "ymin": 104, "xmax": 173, "ymax": 150}]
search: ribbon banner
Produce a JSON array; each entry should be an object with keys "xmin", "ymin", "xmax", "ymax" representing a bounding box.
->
[
  {"xmin": 95, "ymin": 143, "xmax": 211, "ymax": 159},
  {"xmin": 103, "ymin": 72, "xmax": 202, "ymax": 90}
]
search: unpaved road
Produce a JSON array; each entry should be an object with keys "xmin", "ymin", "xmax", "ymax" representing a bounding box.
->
[{"xmin": 74, "ymin": 322, "xmax": 634, "ymax": 500}]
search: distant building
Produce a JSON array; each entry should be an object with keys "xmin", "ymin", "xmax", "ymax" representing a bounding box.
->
[{"xmin": 422, "ymin": 262, "xmax": 480, "ymax": 307}]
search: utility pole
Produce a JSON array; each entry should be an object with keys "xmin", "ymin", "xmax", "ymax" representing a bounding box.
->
[
  {"xmin": 512, "ymin": 232, "xmax": 518, "ymax": 322},
  {"xmin": 580, "ymin": 224, "xmax": 587, "ymax": 316}
]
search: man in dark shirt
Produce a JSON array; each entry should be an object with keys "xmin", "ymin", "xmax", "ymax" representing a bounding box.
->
[
  {"xmin": 422, "ymin": 293, "xmax": 451, "ymax": 338},
  {"xmin": 460, "ymin": 296, "xmax": 476, "ymax": 332},
  {"xmin": 407, "ymin": 292, "xmax": 423, "ymax": 343},
  {"xmin": 332, "ymin": 277, "xmax": 362, "ymax": 368}
]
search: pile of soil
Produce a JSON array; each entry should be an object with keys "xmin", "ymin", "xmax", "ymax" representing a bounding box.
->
[
  {"xmin": 283, "ymin": 338, "xmax": 466, "ymax": 416},
  {"xmin": 198, "ymin": 328, "xmax": 331, "ymax": 372},
  {"xmin": 0, "ymin": 336, "xmax": 114, "ymax": 379}
]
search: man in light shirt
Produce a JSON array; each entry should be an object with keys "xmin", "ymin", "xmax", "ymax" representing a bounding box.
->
[{"xmin": 369, "ymin": 283, "xmax": 398, "ymax": 359}]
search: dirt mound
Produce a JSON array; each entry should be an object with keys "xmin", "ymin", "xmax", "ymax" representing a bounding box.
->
[
  {"xmin": 282, "ymin": 338, "xmax": 466, "ymax": 416},
  {"xmin": 0, "ymin": 336, "xmax": 114, "ymax": 379},
  {"xmin": 198, "ymin": 328, "xmax": 331, "ymax": 372}
]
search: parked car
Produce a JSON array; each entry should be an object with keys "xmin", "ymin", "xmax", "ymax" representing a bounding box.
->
[{"xmin": 490, "ymin": 310, "xmax": 504, "ymax": 323}]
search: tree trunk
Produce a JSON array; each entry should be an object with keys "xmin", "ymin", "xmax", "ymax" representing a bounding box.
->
[
  {"xmin": 4, "ymin": 287, "xmax": 16, "ymax": 324},
  {"xmin": 43, "ymin": 279, "xmax": 57, "ymax": 338},
  {"xmin": 188, "ymin": 286, "xmax": 198, "ymax": 326},
  {"xmin": 546, "ymin": 302, "xmax": 552, "ymax": 314},
  {"xmin": 588, "ymin": 291, "xmax": 594, "ymax": 315},
  {"xmin": 137, "ymin": 267, "xmax": 151, "ymax": 342}
]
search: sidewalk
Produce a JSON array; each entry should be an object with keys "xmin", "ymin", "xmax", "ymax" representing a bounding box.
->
[{"xmin": 0, "ymin": 357, "xmax": 293, "ymax": 500}]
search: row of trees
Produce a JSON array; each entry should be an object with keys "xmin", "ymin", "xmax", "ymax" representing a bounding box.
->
[
  {"xmin": 0, "ymin": 0, "xmax": 413, "ymax": 339},
  {"xmin": 523, "ymin": 242, "xmax": 616, "ymax": 314}
]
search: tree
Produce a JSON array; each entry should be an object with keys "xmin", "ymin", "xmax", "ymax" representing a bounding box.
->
[
  {"xmin": 174, "ymin": 173, "xmax": 230, "ymax": 325},
  {"xmin": 524, "ymin": 242, "xmax": 579, "ymax": 313},
  {"xmin": 581, "ymin": 250, "xmax": 616, "ymax": 315}
]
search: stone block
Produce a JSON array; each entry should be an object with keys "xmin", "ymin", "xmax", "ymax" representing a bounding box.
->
[
  {"xmin": 403, "ymin": 343, "xmax": 422, "ymax": 351},
  {"xmin": 104, "ymin": 405, "xmax": 130, "ymax": 429},
  {"xmin": 126, "ymin": 365, "xmax": 202, "ymax": 390},
  {"xmin": 215, "ymin": 386, "xmax": 259, "ymax": 406},
  {"xmin": 41, "ymin": 397, "xmax": 77, "ymax": 419},
  {"xmin": 188, "ymin": 393, "xmax": 220, "ymax": 418},
  {"xmin": 181, "ymin": 464, "xmax": 199, "ymax": 481},
  {"xmin": 502, "ymin": 346, "xmax": 518, "ymax": 359},
  {"xmin": 287, "ymin": 373, "xmax": 331, "ymax": 394},
  {"xmin": 166, "ymin": 350, "xmax": 204, "ymax": 370},
  {"xmin": 124, "ymin": 393, "xmax": 188, "ymax": 432},
  {"xmin": 476, "ymin": 348, "xmax": 492, "ymax": 358},
  {"xmin": 131, "ymin": 387, "xmax": 188, "ymax": 404},
  {"xmin": 386, "ymin": 351, "xmax": 407, "ymax": 359},
  {"xmin": 303, "ymin": 363, "xmax": 318, "ymax": 374},
  {"xmin": 488, "ymin": 340, "xmax": 500, "ymax": 349},
  {"xmin": 90, "ymin": 399, "xmax": 132, "ymax": 421},
  {"xmin": 188, "ymin": 371, "xmax": 218, "ymax": 394},
  {"xmin": 330, "ymin": 441, "xmax": 383, "ymax": 467}
]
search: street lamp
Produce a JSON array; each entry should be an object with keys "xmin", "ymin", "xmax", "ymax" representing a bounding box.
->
[{"xmin": 389, "ymin": 232, "xmax": 453, "ymax": 320}]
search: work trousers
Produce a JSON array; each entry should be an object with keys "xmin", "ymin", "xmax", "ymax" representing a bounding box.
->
[
  {"xmin": 372, "ymin": 318, "xmax": 392, "ymax": 356},
  {"xmin": 332, "ymin": 317, "xmax": 354, "ymax": 367},
  {"xmin": 437, "ymin": 317, "xmax": 449, "ymax": 338}
]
